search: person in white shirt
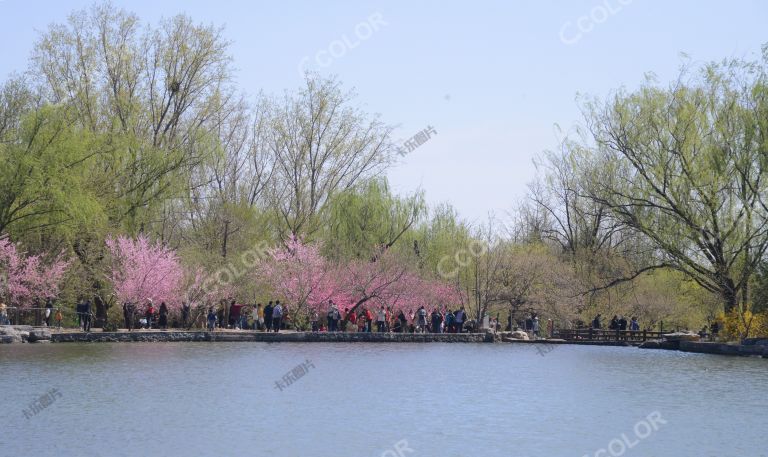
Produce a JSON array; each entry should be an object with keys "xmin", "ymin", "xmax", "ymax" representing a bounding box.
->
[{"xmin": 376, "ymin": 306, "xmax": 386, "ymax": 332}]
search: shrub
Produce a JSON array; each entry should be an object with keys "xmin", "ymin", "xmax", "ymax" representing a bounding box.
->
[{"xmin": 717, "ymin": 307, "xmax": 768, "ymax": 341}]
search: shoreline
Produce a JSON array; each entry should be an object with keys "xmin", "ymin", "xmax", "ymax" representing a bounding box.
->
[{"xmin": 2, "ymin": 326, "xmax": 766, "ymax": 358}]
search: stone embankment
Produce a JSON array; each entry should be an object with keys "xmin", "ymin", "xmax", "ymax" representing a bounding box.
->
[
  {"xmin": 0, "ymin": 326, "xmax": 52, "ymax": 344},
  {"xmin": 49, "ymin": 330, "xmax": 494, "ymax": 343},
  {"xmin": 3, "ymin": 326, "xmax": 766, "ymax": 358},
  {"xmin": 640, "ymin": 339, "xmax": 768, "ymax": 358}
]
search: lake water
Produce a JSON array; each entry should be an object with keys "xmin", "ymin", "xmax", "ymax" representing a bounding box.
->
[{"xmin": 1, "ymin": 342, "xmax": 766, "ymax": 457}]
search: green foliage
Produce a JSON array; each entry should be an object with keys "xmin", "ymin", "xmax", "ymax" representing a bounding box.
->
[
  {"xmin": 577, "ymin": 57, "xmax": 768, "ymax": 312},
  {"xmin": 0, "ymin": 102, "xmax": 105, "ymax": 240},
  {"xmin": 2, "ymin": 1, "xmax": 764, "ymax": 332},
  {"xmin": 752, "ymin": 262, "xmax": 768, "ymax": 313},
  {"xmin": 322, "ymin": 179, "xmax": 426, "ymax": 261}
]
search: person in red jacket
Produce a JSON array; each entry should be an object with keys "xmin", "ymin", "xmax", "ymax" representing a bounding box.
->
[
  {"xmin": 145, "ymin": 300, "xmax": 156, "ymax": 330},
  {"xmin": 364, "ymin": 307, "xmax": 373, "ymax": 333},
  {"xmin": 346, "ymin": 307, "xmax": 357, "ymax": 331}
]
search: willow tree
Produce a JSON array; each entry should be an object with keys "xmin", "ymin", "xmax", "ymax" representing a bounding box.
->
[
  {"xmin": 322, "ymin": 178, "xmax": 426, "ymax": 261},
  {"xmin": 581, "ymin": 56, "xmax": 768, "ymax": 313},
  {"xmin": 31, "ymin": 2, "xmax": 234, "ymax": 233},
  {"xmin": 0, "ymin": 79, "xmax": 103, "ymax": 238}
]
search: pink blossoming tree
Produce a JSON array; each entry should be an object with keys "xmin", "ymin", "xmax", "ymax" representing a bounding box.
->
[
  {"xmin": 258, "ymin": 237, "xmax": 466, "ymax": 328},
  {"xmin": 259, "ymin": 236, "xmax": 340, "ymax": 328},
  {"xmin": 0, "ymin": 235, "xmax": 70, "ymax": 307},
  {"xmin": 105, "ymin": 235, "xmax": 184, "ymax": 310},
  {"xmin": 337, "ymin": 253, "xmax": 466, "ymax": 318}
]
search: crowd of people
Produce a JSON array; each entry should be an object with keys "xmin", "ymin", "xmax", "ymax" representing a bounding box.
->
[
  {"xmin": 113, "ymin": 298, "xmax": 476, "ymax": 334},
  {"xmin": 307, "ymin": 301, "xmax": 472, "ymax": 334},
  {"xmin": 591, "ymin": 314, "xmax": 641, "ymax": 332},
  {"xmin": 0, "ymin": 298, "xmax": 63, "ymax": 328},
  {"xmin": 13, "ymin": 296, "xmax": 728, "ymax": 341}
]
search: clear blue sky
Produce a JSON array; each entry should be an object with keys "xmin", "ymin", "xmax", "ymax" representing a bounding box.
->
[{"xmin": 1, "ymin": 0, "xmax": 766, "ymax": 225}]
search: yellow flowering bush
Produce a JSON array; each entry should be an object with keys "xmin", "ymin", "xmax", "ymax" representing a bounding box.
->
[{"xmin": 716, "ymin": 307, "xmax": 768, "ymax": 341}]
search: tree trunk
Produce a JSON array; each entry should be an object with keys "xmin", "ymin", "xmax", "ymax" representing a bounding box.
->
[{"xmin": 721, "ymin": 280, "xmax": 738, "ymax": 314}]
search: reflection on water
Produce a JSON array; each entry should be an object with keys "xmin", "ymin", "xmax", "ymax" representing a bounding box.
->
[{"xmin": 1, "ymin": 343, "xmax": 766, "ymax": 457}]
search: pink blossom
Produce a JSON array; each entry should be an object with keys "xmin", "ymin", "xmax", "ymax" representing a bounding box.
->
[
  {"xmin": 105, "ymin": 235, "xmax": 184, "ymax": 310},
  {"xmin": 259, "ymin": 237, "xmax": 466, "ymax": 321},
  {"xmin": 0, "ymin": 235, "xmax": 70, "ymax": 307}
]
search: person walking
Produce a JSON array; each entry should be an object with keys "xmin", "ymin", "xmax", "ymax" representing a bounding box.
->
[
  {"xmin": 123, "ymin": 302, "xmax": 135, "ymax": 331},
  {"xmin": 206, "ymin": 308, "xmax": 217, "ymax": 331},
  {"xmin": 44, "ymin": 298, "xmax": 53, "ymax": 327},
  {"xmin": 363, "ymin": 307, "xmax": 372, "ymax": 333},
  {"xmin": 81, "ymin": 298, "xmax": 92, "ymax": 332},
  {"xmin": 0, "ymin": 301, "xmax": 9, "ymax": 325},
  {"xmin": 711, "ymin": 321, "xmax": 720, "ymax": 341},
  {"xmin": 258, "ymin": 303, "xmax": 265, "ymax": 330},
  {"xmin": 145, "ymin": 300, "xmax": 155, "ymax": 330},
  {"xmin": 397, "ymin": 310, "xmax": 407, "ymax": 333},
  {"xmin": 311, "ymin": 309, "xmax": 319, "ymax": 332},
  {"xmin": 376, "ymin": 306, "xmax": 386, "ymax": 332},
  {"xmin": 327, "ymin": 300, "xmax": 339, "ymax": 332},
  {"xmin": 431, "ymin": 308, "xmax": 443, "ymax": 334},
  {"xmin": 532, "ymin": 314, "xmax": 540, "ymax": 339},
  {"xmin": 326, "ymin": 301, "xmax": 336, "ymax": 332},
  {"xmin": 331, "ymin": 302, "xmax": 342, "ymax": 332},
  {"xmin": 346, "ymin": 307, "xmax": 357, "ymax": 332},
  {"xmin": 253, "ymin": 304, "xmax": 262, "ymax": 331},
  {"xmin": 455, "ymin": 307, "xmax": 465, "ymax": 333},
  {"xmin": 445, "ymin": 309, "xmax": 455, "ymax": 333},
  {"xmin": 264, "ymin": 302, "xmax": 273, "ymax": 332},
  {"xmin": 159, "ymin": 302, "xmax": 169, "ymax": 330},
  {"xmin": 272, "ymin": 301, "xmax": 283, "ymax": 333},
  {"xmin": 618, "ymin": 315, "xmax": 628, "ymax": 341},
  {"xmin": 592, "ymin": 314, "xmax": 602, "ymax": 330},
  {"xmin": 54, "ymin": 308, "xmax": 62, "ymax": 329},
  {"xmin": 417, "ymin": 306, "xmax": 428, "ymax": 333}
]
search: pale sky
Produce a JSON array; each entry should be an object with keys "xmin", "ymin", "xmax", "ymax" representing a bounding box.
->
[{"xmin": 1, "ymin": 0, "xmax": 766, "ymax": 225}]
